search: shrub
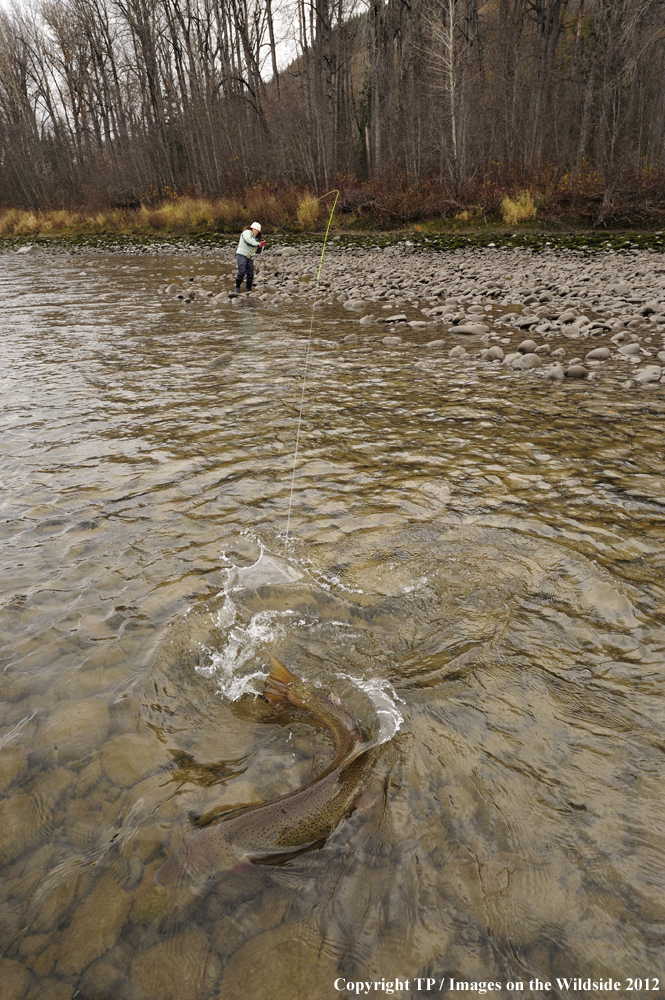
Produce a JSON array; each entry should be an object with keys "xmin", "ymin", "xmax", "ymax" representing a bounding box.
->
[
  {"xmin": 500, "ymin": 191, "xmax": 536, "ymax": 224},
  {"xmin": 296, "ymin": 194, "xmax": 320, "ymax": 229}
]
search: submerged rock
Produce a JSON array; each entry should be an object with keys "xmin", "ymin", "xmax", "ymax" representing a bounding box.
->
[
  {"xmin": 34, "ymin": 698, "xmax": 110, "ymax": 762},
  {"xmin": 101, "ymin": 732, "xmax": 171, "ymax": 788},
  {"xmin": 218, "ymin": 926, "xmax": 336, "ymax": 1000},
  {"xmin": 0, "ymin": 793, "xmax": 53, "ymax": 867},
  {"xmin": 0, "ymin": 957, "xmax": 33, "ymax": 999},
  {"xmin": 131, "ymin": 926, "xmax": 219, "ymax": 1000},
  {"xmin": 211, "ymin": 353, "xmax": 232, "ymax": 368},
  {"xmin": 56, "ymin": 878, "xmax": 131, "ymax": 976}
]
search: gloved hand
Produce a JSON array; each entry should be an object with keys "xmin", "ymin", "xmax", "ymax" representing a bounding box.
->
[{"xmin": 259, "ymin": 240, "xmax": 266, "ymax": 249}]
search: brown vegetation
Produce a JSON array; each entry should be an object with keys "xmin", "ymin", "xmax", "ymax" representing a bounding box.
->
[
  {"xmin": 1, "ymin": 165, "xmax": 663, "ymax": 237},
  {"xmin": 0, "ymin": 0, "xmax": 664, "ymax": 226}
]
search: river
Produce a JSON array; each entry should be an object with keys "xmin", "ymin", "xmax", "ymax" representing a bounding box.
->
[{"xmin": 1, "ymin": 245, "xmax": 664, "ymax": 1000}]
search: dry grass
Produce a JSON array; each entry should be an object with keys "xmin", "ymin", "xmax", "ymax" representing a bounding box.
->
[
  {"xmin": 1, "ymin": 167, "xmax": 664, "ymax": 236},
  {"xmin": 500, "ymin": 191, "xmax": 537, "ymax": 225},
  {"xmin": 296, "ymin": 194, "xmax": 320, "ymax": 229}
]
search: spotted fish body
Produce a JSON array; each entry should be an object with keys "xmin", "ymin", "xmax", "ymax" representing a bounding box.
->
[{"xmin": 155, "ymin": 656, "xmax": 379, "ymax": 886}]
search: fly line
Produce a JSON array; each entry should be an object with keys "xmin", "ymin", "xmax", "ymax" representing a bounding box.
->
[{"xmin": 284, "ymin": 189, "xmax": 340, "ymax": 548}]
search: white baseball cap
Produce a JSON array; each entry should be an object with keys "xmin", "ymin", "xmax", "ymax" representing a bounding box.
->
[{"xmin": 251, "ymin": 222, "xmax": 261, "ymax": 232}]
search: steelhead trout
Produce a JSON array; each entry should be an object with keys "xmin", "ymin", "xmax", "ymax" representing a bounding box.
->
[{"xmin": 155, "ymin": 655, "xmax": 380, "ymax": 886}]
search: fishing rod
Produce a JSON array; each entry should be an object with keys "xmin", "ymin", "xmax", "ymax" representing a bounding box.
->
[{"xmin": 284, "ymin": 189, "xmax": 340, "ymax": 549}]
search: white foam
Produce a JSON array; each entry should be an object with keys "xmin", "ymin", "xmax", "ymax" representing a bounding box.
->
[
  {"xmin": 200, "ymin": 608, "xmax": 294, "ymax": 700},
  {"xmin": 342, "ymin": 674, "xmax": 405, "ymax": 744}
]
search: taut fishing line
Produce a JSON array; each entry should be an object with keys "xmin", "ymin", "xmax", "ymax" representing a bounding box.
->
[{"xmin": 284, "ymin": 189, "xmax": 340, "ymax": 549}]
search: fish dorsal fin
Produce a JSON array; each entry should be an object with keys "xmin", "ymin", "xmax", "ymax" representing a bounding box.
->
[{"xmin": 264, "ymin": 654, "xmax": 299, "ymax": 706}]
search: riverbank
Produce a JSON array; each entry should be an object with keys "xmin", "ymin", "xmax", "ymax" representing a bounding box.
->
[
  {"xmin": 2, "ymin": 178, "xmax": 664, "ymax": 241},
  {"xmin": 3, "ymin": 228, "xmax": 665, "ymax": 258}
]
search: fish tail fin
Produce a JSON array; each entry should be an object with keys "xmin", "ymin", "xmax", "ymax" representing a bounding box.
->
[{"xmin": 264, "ymin": 654, "xmax": 299, "ymax": 706}]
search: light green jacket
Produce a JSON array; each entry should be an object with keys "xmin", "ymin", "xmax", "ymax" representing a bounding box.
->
[{"xmin": 236, "ymin": 229, "xmax": 261, "ymax": 256}]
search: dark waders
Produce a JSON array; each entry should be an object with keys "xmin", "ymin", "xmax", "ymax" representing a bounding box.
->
[{"xmin": 235, "ymin": 253, "xmax": 254, "ymax": 292}]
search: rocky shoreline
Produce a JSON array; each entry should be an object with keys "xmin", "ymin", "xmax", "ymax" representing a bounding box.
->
[
  {"xmin": 159, "ymin": 243, "xmax": 665, "ymax": 389},
  {"xmin": 14, "ymin": 239, "xmax": 665, "ymax": 389}
]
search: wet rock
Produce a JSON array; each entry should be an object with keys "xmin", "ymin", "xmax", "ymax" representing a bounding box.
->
[
  {"xmin": 34, "ymin": 698, "xmax": 110, "ymax": 762},
  {"xmin": 100, "ymin": 732, "xmax": 172, "ymax": 788},
  {"xmin": 558, "ymin": 310, "xmax": 576, "ymax": 323},
  {"xmin": 618, "ymin": 343, "xmax": 641, "ymax": 356},
  {"xmin": 545, "ymin": 363, "xmax": 565, "ymax": 381},
  {"xmin": 586, "ymin": 347, "xmax": 611, "ymax": 360},
  {"xmin": 358, "ymin": 314, "xmax": 375, "ymax": 324},
  {"xmin": 612, "ymin": 283, "xmax": 630, "ymax": 294},
  {"xmin": 519, "ymin": 353, "xmax": 542, "ymax": 370},
  {"xmin": 382, "ymin": 336, "xmax": 402, "ymax": 346},
  {"xmin": 503, "ymin": 352, "xmax": 522, "ymax": 366},
  {"xmin": 31, "ymin": 873, "xmax": 80, "ymax": 934},
  {"xmin": 165, "ymin": 284, "xmax": 181, "ymax": 295},
  {"xmin": 343, "ymin": 299, "xmax": 364, "ymax": 310},
  {"xmin": 621, "ymin": 379, "xmax": 635, "ymax": 388},
  {"xmin": 16, "ymin": 244, "xmax": 42, "ymax": 255},
  {"xmin": 28, "ymin": 976, "xmax": 74, "ymax": 1000},
  {"xmin": 131, "ymin": 926, "xmax": 219, "ymax": 1000},
  {"xmin": 218, "ymin": 926, "xmax": 336, "ymax": 1000},
  {"xmin": 515, "ymin": 315, "xmax": 539, "ymax": 329},
  {"xmin": 485, "ymin": 346, "xmax": 504, "ymax": 361},
  {"xmin": 32, "ymin": 766, "xmax": 74, "ymax": 808},
  {"xmin": 211, "ymin": 353, "xmax": 232, "ymax": 368},
  {"xmin": 657, "ymin": 351, "xmax": 665, "ymax": 363},
  {"xmin": 125, "ymin": 823, "xmax": 169, "ymax": 864},
  {"xmin": 425, "ymin": 339, "xmax": 445, "ymax": 349},
  {"xmin": 566, "ymin": 365, "xmax": 588, "ymax": 379},
  {"xmin": 79, "ymin": 953, "xmax": 127, "ymax": 999},
  {"xmin": 610, "ymin": 331, "xmax": 627, "ymax": 343},
  {"xmin": 517, "ymin": 339, "xmax": 538, "ymax": 353},
  {"xmin": 0, "ymin": 750, "xmax": 28, "ymax": 792},
  {"xmin": 551, "ymin": 347, "xmax": 566, "ymax": 358},
  {"xmin": 0, "ymin": 793, "xmax": 53, "ymax": 867},
  {"xmin": 449, "ymin": 345, "xmax": 468, "ymax": 358},
  {"xmin": 343, "ymin": 333, "xmax": 358, "ymax": 343},
  {"xmin": 384, "ymin": 314, "xmax": 407, "ymax": 324},
  {"xmin": 408, "ymin": 320, "xmax": 427, "ymax": 328},
  {"xmin": 56, "ymin": 878, "xmax": 131, "ymax": 976},
  {"xmin": 28, "ymin": 943, "xmax": 59, "ymax": 978},
  {"xmin": 534, "ymin": 344, "xmax": 550, "ymax": 355},
  {"xmin": 454, "ymin": 323, "xmax": 489, "ymax": 335},
  {"xmin": 0, "ymin": 956, "xmax": 33, "ymax": 998},
  {"xmin": 634, "ymin": 365, "xmax": 662, "ymax": 384}
]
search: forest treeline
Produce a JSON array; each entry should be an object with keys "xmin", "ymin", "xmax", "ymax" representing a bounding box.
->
[{"xmin": 0, "ymin": 0, "xmax": 664, "ymax": 224}]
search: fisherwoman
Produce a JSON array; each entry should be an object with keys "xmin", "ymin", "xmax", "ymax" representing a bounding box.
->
[{"xmin": 235, "ymin": 221, "xmax": 266, "ymax": 293}]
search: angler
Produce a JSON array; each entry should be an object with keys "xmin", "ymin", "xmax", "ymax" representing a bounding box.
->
[{"xmin": 235, "ymin": 221, "xmax": 266, "ymax": 293}]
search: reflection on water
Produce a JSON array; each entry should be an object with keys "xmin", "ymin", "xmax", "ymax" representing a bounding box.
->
[{"xmin": 1, "ymin": 250, "xmax": 665, "ymax": 1000}]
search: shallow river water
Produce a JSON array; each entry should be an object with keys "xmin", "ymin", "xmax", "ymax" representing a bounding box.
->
[{"xmin": 1, "ymin": 248, "xmax": 665, "ymax": 1000}]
